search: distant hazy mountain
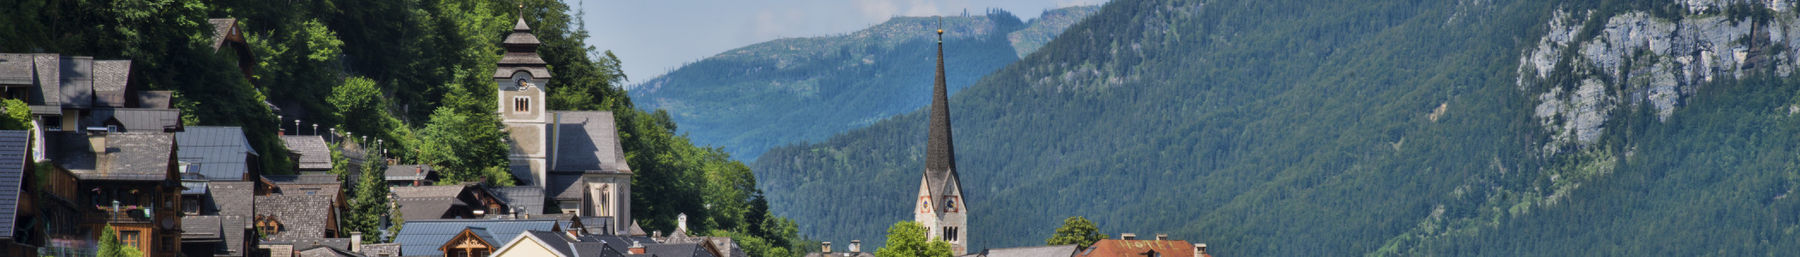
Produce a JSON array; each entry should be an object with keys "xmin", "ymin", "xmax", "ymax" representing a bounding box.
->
[
  {"xmin": 628, "ymin": 7, "xmax": 1100, "ymax": 160},
  {"xmin": 755, "ymin": 0, "xmax": 1800, "ymax": 255}
]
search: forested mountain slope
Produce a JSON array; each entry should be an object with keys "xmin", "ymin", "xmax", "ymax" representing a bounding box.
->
[
  {"xmin": 754, "ymin": 0, "xmax": 1800, "ymax": 256},
  {"xmin": 629, "ymin": 7, "xmax": 1098, "ymax": 160}
]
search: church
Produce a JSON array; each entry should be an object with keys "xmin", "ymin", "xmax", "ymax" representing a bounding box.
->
[
  {"xmin": 493, "ymin": 16, "xmax": 634, "ymax": 234},
  {"xmin": 914, "ymin": 26, "xmax": 970, "ymax": 255}
]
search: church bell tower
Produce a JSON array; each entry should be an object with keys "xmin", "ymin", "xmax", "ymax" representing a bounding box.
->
[
  {"xmin": 496, "ymin": 15, "xmax": 551, "ymax": 186},
  {"xmin": 914, "ymin": 20, "xmax": 968, "ymax": 255}
]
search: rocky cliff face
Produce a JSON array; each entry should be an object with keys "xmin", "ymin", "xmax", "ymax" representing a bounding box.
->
[{"xmin": 1519, "ymin": 1, "xmax": 1800, "ymax": 154}]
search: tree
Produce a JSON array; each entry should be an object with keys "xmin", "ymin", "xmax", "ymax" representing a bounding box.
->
[
  {"xmin": 874, "ymin": 221, "xmax": 953, "ymax": 257},
  {"xmin": 0, "ymin": 99, "xmax": 32, "ymax": 130},
  {"xmin": 97, "ymin": 225, "xmax": 142, "ymax": 257},
  {"xmin": 417, "ymin": 106, "xmax": 513, "ymax": 186},
  {"xmin": 1046, "ymin": 216, "xmax": 1107, "ymax": 249},
  {"xmin": 346, "ymin": 141, "xmax": 392, "ymax": 243}
]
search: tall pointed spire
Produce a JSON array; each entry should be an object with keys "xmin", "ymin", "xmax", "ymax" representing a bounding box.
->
[{"xmin": 925, "ymin": 16, "xmax": 958, "ymax": 186}]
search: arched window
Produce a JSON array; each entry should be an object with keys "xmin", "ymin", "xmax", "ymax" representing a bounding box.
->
[{"xmin": 513, "ymin": 96, "xmax": 531, "ymax": 113}]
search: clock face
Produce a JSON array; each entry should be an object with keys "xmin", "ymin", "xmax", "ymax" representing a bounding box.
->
[
  {"xmin": 919, "ymin": 196, "xmax": 933, "ymax": 213},
  {"xmin": 944, "ymin": 197, "xmax": 959, "ymax": 213}
]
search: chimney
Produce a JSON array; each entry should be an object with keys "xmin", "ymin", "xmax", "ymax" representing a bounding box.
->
[
  {"xmin": 350, "ymin": 232, "xmax": 362, "ymax": 252},
  {"xmin": 821, "ymin": 242, "xmax": 832, "ymax": 254},
  {"xmin": 1155, "ymin": 233, "xmax": 1168, "ymax": 241},
  {"xmin": 1121, "ymin": 233, "xmax": 1137, "ymax": 240},
  {"xmin": 629, "ymin": 241, "xmax": 647, "ymax": 254},
  {"xmin": 1195, "ymin": 243, "xmax": 1207, "ymax": 257},
  {"xmin": 850, "ymin": 240, "xmax": 861, "ymax": 253}
]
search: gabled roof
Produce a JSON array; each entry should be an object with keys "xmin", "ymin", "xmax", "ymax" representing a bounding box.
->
[
  {"xmin": 58, "ymin": 56, "xmax": 92, "ymax": 108},
  {"xmin": 182, "ymin": 215, "xmax": 224, "ymax": 240},
  {"xmin": 208, "ymin": 181, "xmax": 257, "ymax": 217},
  {"xmin": 498, "ymin": 230, "xmax": 577, "ymax": 257},
  {"xmin": 646, "ymin": 243, "xmax": 717, "ymax": 257},
  {"xmin": 0, "ymin": 54, "xmax": 34, "ymax": 85},
  {"xmin": 91, "ymin": 60, "xmax": 130, "ymax": 107},
  {"xmin": 976, "ymin": 244, "xmax": 1079, "ymax": 257},
  {"xmin": 47, "ymin": 132, "xmax": 174, "ymax": 181},
  {"xmin": 0, "ymin": 130, "xmax": 31, "ymax": 239},
  {"xmin": 384, "ymin": 164, "xmax": 435, "ymax": 181},
  {"xmin": 394, "ymin": 219, "xmax": 562, "ymax": 257},
  {"xmin": 29, "ymin": 54, "xmax": 60, "ymax": 108},
  {"xmin": 295, "ymin": 245, "xmax": 363, "ymax": 257},
  {"xmin": 627, "ymin": 221, "xmax": 647, "ymax": 237},
  {"xmin": 137, "ymin": 90, "xmax": 173, "ymax": 109},
  {"xmin": 255, "ymin": 194, "xmax": 337, "ymax": 241},
  {"xmin": 266, "ymin": 174, "xmax": 340, "ymax": 184},
  {"xmin": 545, "ymin": 173, "xmax": 586, "ymax": 201},
  {"xmin": 358, "ymin": 243, "xmax": 401, "ymax": 257},
  {"xmin": 392, "ymin": 184, "xmax": 472, "ymax": 220},
  {"xmin": 549, "ymin": 111, "xmax": 631, "ymax": 174},
  {"xmin": 177, "ymin": 126, "xmax": 257, "ymax": 180},
  {"xmin": 82, "ymin": 108, "xmax": 183, "ymax": 132},
  {"xmin": 572, "ymin": 241, "xmax": 625, "ymax": 257},
  {"xmin": 489, "ymin": 186, "xmax": 546, "ymax": 215},
  {"xmin": 1077, "ymin": 239, "xmax": 1196, "ymax": 257},
  {"xmin": 208, "ymin": 18, "xmax": 240, "ymax": 52},
  {"xmin": 281, "ymin": 135, "xmax": 332, "ymax": 170}
]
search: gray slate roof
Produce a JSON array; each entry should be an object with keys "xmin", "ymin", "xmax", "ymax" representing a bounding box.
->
[
  {"xmin": 971, "ymin": 245, "xmax": 1079, "ymax": 257},
  {"xmin": 385, "ymin": 164, "xmax": 434, "ymax": 181},
  {"xmin": 392, "ymin": 219, "xmax": 562, "ymax": 257},
  {"xmin": 82, "ymin": 108, "xmax": 183, "ymax": 132},
  {"xmin": 30, "ymin": 54, "xmax": 60, "ymax": 108},
  {"xmin": 572, "ymin": 241, "xmax": 625, "ymax": 257},
  {"xmin": 391, "ymin": 184, "xmax": 469, "ymax": 220},
  {"xmin": 0, "ymin": 54, "xmax": 34, "ymax": 85},
  {"xmin": 137, "ymin": 90, "xmax": 173, "ymax": 109},
  {"xmin": 177, "ymin": 126, "xmax": 257, "ymax": 180},
  {"xmin": 209, "ymin": 181, "xmax": 257, "ymax": 217},
  {"xmin": 548, "ymin": 111, "xmax": 630, "ymax": 174},
  {"xmin": 358, "ymin": 243, "xmax": 402, "ymax": 257},
  {"xmin": 256, "ymin": 194, "xmax": 337, "ymax": 240},
  {"xmin": 923, "ymin": 36, "xmax": 963, "ymax": 206},
  {"xmin": 48, "ymin": 132, "xmax": 174, "ymax": 181},
  {"xmin": 546, "ymin": 174, "xmax": 586, "ymax": 200},
  {"xmin": 489, "ymin": 186, "xmax": 546, "ymax": 215},
  {"xmin": 209, "ymin": 18, "xmax": 238, "ymax": 51},
  {"xmin": 646, "ymin": 243, "xmax": 717, "ymax": 257},
  {"xmin": 183, "ymin": 215, "xmax": 224, "ymax": 240},
  {"xmin": 282, "ymin": 135, "xmax": 332, "ymax": 170},
  {"xmin": 296, "ymin": 246, "xmax": 363, "ymax": 257},
  {"xmin": 518, "ymin": 230, "xmax": 577, "ymax": 257},
  {"xmin": 91, "ymin": 60, "xmax": 129, "ymax": 107},
  {"xmin": 0, "ymin": 130, "xmax": 31, "ymax": 239},
  {"xmin": 58, "ymin": 56, "xmax": 92, "ymax": 108}
]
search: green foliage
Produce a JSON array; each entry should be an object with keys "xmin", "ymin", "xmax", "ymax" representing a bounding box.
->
[
  {"xmin": 330, "ymin": 77, "xmax": 417, "ymax": 157},
  {"xmin": 874, "ymin": 221, "xmax": 953, "ymax": 257},
  {"xmin": 417, "ymin": 106, "xmax": 512, "ymax": 186},
  {"xmin": 348, "ymin": 142, "xmax": 393, "ymax": 243},
  {"xmin": 98, "ymin": 225, "xmax": 120, "ymax": 257},
  {"xmin": 0, "ymin": 99, "xmax": 33, "ymax": 130},
  {"xmin": 1045, "ymin": 216, "xmax": 1106, "ymax": 249}
]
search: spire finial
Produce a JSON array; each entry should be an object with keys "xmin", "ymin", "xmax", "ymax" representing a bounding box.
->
[{"xmin": 936, "ymin": 16, "xmax": 944, "ymax": 43}]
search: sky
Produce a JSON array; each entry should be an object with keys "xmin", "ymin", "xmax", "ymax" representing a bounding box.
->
[{"xmin": 577, "ymin": 0, "xmax": 1110, "ymax": 85}]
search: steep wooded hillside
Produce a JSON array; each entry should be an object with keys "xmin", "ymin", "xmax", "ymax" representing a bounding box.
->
[
  {"xmin": 754, "ymin": 0, "xmax": 1800, "ymax": 256},
  {"xmin": 629, "ymin": 7, "xmax": 1099, "ymax": 160}
]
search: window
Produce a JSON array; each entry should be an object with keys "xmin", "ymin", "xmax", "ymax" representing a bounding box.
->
[
  {"xmin": 120, "ymin": 230, "xmax": 141, "ymax": 249},
  {"xmin": 183, "ymin": 196, "xmax": 201, "ymax": 214},
  {"xmin": 42, "ymin": 116, "xmax": 61, "ymax": 131},
  {"xmin": 513, "ymin": 96, "xmax": 531, "ymax": 113}
]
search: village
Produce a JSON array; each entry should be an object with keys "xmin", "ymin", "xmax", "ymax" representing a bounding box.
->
[{"xmin": 0, "ymin": 13, "xmax": 1212, "ymax": 257}]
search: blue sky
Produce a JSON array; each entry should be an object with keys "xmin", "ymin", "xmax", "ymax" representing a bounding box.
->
[{"xmin": 577, "ymin": 0, "xmax": 1109, "ymax": 84}]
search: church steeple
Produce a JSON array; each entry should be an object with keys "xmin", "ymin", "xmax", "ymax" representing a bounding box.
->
[
  {"xmin": 925, "ymin": 18, "xmax": 958, "ymax": 189},
  {"xmin": 915, "ymin": 17, "xmax": 968, "ymax": 255}
]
